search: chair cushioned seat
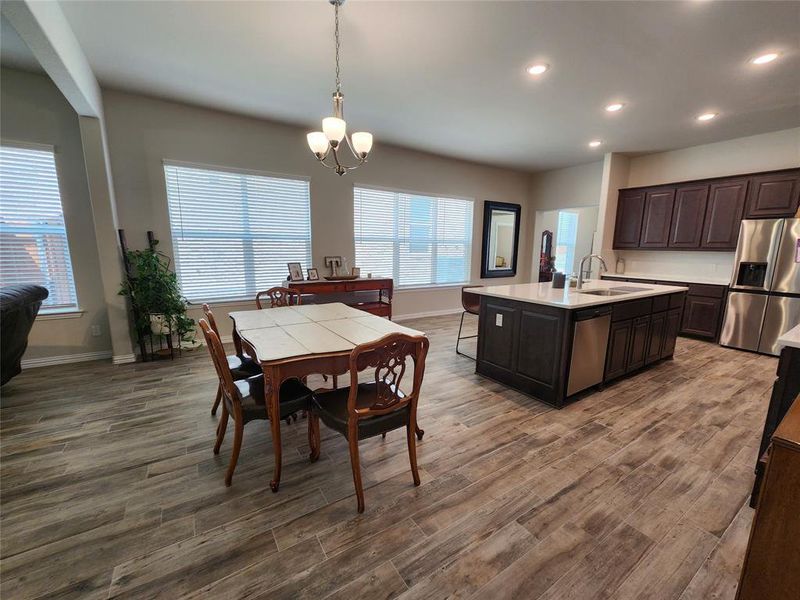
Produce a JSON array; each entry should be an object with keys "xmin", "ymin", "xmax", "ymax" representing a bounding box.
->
[
  {"xmin": 227, "ymin": 354, "xmax": 261, "ymax": 380},
  {"xmin": 231, "ymin": 375, "xmax": 312, "ymax": 422},
  {"xmin": 312, "ymin": 383, "xmax": 409, "ymax": 440}
]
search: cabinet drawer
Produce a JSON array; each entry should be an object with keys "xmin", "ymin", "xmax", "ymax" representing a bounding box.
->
[
  {"xmin": 612, "ymin": 298, "xmax": 653, "ymax": 322},
  {"xmin": 652, "ymin": 295, "xmax": 670, "ymax": 313},
  {"xmin": 687, "ymin": 284, "xmax": 726, "ymax": 298},
  {"xmin": 670, "ymin": 292, "xmax": 686, "ymax": 309}
]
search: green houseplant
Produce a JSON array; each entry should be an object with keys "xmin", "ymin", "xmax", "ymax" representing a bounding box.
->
[{"xmin": 119, "ymin": 238, "xmax": 196, "ymax": 359}]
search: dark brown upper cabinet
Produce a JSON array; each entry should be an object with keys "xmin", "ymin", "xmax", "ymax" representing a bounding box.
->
[
  {"xmin": 613, "ymin": 190, "xmax": 646, "ymax": 249},
  {"xmin": 669, "ymin": 185, "xmax": 708, "ymax": 248},
  {"xmin": 745, "ymin": 170, "xmax": 800, "ymax": 218},
  {"xmin": 639, "ymin": 188, "xmax": 675, "ymax": 248},
  {"xmin": 701, "ymin": 179, "xmax": 747, "ymax": 249}
]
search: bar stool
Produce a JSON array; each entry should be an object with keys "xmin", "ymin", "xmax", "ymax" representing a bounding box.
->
[{"xmin": 456, "ymin": 286, "xmax": 482, "ymax": 359}]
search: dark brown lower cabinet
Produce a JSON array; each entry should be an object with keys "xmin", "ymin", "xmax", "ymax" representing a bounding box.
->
[
  {"xmin": 646, "ymin": 311, "xmax": 667, "ymax": 364},
  {"xmin": 605, "ymin": 320, "xmax": 633, "ymax": 380},
  {"xmin": 680, "ymin": 294, "xmax": 724, "ymax": 340},
  {"xmin": 661, "ymin": 308, "xmax": 682, "ymax": 358},
  {"xmin": 627, "ymin": 316, "xmax": 650, "ymax": 372}
]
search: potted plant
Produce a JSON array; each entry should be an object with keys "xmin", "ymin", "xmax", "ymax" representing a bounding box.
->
[{"xmin": 119, "ymin": 237, "xmax": 197, "ymax": 360}]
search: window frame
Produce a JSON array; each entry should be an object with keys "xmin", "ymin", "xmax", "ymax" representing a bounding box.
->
[
  {"xmin": 0, "ymin": 139, "xmax": 80, "ymax": 313},
  {"xmin": 353, "ymin": 183, "xmax": 475, "ymax": 289},
  {"xmin": 162, "ymin": 159, "xmax": 312, "ymax": 304}
]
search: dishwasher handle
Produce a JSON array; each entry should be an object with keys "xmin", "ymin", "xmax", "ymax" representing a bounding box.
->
[{"xmin": 574, "ymin": 306, "xmax": 612, "ymax": 321}]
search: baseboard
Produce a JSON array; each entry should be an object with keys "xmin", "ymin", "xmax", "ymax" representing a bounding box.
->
[
  {"xmin": 394, "ymin": 308, "xmax": 462, "ymax": 322},
  {"xmin": 112, "ymin": 353, "xmax": 137, "ymax": 365},
  {"xmin": 21, "ymin": 350, "xmax": 113, "ymax": 369}
]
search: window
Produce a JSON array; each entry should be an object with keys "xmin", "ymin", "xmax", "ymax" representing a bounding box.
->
[
  {"xmin": 554, "ymin": 210, "xmax": 579, "ymax": 274},
  {"xmin": 354, "ymin": 186, "xmax": 473, "ymax": 287},
  {"xmin": 0, "ymin": 144, "xmax": 78, "ymax": 311},
  {"xmin": 164, "ymin": 162, "xmax": 311, "ymax": 303}
]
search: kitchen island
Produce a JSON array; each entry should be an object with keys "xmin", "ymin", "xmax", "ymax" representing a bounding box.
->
[{"xmin": 473, "ymin": 280, "xmax": 688, "ymax": 407}]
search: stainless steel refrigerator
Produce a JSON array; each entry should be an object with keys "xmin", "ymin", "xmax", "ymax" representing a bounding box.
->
[{"xmin": 720, "ymin": 218, "xmax": 800, "ymax": 356}]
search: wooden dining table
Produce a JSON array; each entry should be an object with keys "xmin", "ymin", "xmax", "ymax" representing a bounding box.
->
[{"xmin": 229, "ymin": 302, "xmax": 425, "ymax": 492}]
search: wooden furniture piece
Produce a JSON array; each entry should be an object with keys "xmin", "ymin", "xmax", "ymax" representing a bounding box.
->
[
  {"xmin": 230, "ymin": 302, "xmax": 425, "ymax": 492},
  {"xmin": 613, "ymin": 168, "xmax": 799, "ymax": 251},
  {"xmin": 737, "ymin": 394, "xmax": 800, "ymax": 600},
  {"xmin": 202, "ymin": 304, "xmax": 260, "ymax": 416},
  {"xmin": 456, "ymin": 286, "xmax": 482, "ymax": 359},
  {"xmin": 309, "ymin": 332, "xmax": 430, "ymax": 513},
  {"xmin": 750, "ymin": 335, "xmax": 800, "ymax": 507},
  {"xmin": 199, "ymin": 319, "xmax": 312, "ymax": 486},
  {"xmin": 603, "ymin": 276, "xmax": 728, "ymax": 342},
  {"xmin": 255, "ymin": 287, "xmax": 301, "ymax": 309},
  {"xmin": 287, "ymin": 278, "xmax": 393, "ymax": 318}
]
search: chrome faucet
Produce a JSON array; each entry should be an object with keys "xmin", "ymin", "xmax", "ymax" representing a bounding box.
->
[{"xmin": 576, "ymin": 254, "xmax": 608, "ymax": 290}]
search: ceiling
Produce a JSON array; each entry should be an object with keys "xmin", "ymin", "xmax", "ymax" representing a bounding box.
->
[{"xmin": 10, "ymin": 1, "xmax": 800, "ymax": 171}]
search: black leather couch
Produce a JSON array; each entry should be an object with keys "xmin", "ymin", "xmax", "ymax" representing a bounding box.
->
[{"xmin": 1, "ymin": 285, "xmax": 49, "ymax": 385}]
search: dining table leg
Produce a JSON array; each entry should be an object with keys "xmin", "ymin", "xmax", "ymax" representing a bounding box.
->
[{"xmin": 265, "ymin": 366, "xmax": 282, "ymax": 492}]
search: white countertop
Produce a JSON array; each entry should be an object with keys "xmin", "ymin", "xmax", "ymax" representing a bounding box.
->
[
  {"xmin": 778, "ymin": 323, "xmax": 800, "ymax": 350},
  {"xmin": 605, "ymin": 272, "xmax": 730, "ymax": 286},
  {"xmin": 472, "ymin": 280, "xmax": 688, "ymax": 310}
]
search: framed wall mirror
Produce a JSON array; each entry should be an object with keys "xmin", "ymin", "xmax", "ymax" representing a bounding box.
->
[{"xmin": 481, "ymin": 201, "xmax": 521, "ymax": 278}]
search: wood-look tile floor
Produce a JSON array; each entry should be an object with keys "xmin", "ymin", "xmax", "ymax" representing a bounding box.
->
[{"xmin": 0, "ymin": 314, "xmax": 776, "ymax": 599}]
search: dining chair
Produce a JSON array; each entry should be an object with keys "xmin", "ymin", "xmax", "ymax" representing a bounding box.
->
[
  {"xmin": 255, "ymin": 287, "xmax": 302, "ymax": 309},
  {"xmin": 456, "ymin": 286, "xmax": 482, "ymax": 359},
  {"xmin": 309, "ymin": 332, "xmax": 430, "ymax": 512},
  {"xmin": 199, "ymin": 319, "xmax": 313, "ymax": 486},
  {"xmin": 202, "ymin": 304, "xmax": 261, "ymax": 416}
]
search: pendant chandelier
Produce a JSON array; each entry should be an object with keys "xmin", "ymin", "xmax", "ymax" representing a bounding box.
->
[{"xmin": 306, "ymin": 0, "xmax": 373, "ymax": 176}]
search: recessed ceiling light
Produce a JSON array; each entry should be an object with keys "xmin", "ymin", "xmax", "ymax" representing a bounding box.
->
[
  {"xmin": 526, "ymin": 64, "xmax": 549, "ymax": 76},
  {"xmin": 588, "ymin": 140, "xmax": 603, "ymax": 148},
  {"xmin": 751, "ymin": 52, "xmax": 780, "ymax": 65},
  {"xmin": 696, "ymin": 112, "xmax": 718, "ymax": 121},
  {"xmin": 605, "ymin": 103, "xmax": 625, "ymax": 112}
]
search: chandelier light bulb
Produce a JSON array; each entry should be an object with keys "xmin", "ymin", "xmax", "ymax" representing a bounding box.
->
[
  {"xmin": 322, "ymin": 117, "xmax": 346, "ymax": 143},
  {"xmin": 351, "ymin": 132, "xmax": 373, "ymax": 157},
  {"xmin": 307, "ymin": 131, "xmax": 329, "ymax": 155}
]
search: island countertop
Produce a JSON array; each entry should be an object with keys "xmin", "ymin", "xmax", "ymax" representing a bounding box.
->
[
  {"xmin": 471, "ymin": 280, "xmax": 688, "ymax": 309},
  {"xmin": 778, "ymin": 323, "xmax": 800, "ymax": 350}
]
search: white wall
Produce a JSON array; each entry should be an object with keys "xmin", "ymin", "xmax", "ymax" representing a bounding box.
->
[
  {"xmin": 0, "ymin": 68, "xmax": 112, "ymax": 360},
  {"xmin": 100, "ymin": 89, "xmax": 534, "ymax": 337}
]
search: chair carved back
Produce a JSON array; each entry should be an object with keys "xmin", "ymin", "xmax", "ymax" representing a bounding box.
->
[
  {"xmin": 199, "ymin": 319, "xmax": 239, "ymax": 406},
  {"xmin": 202, "ymin": 304, "xmax": 221, "ymax": 338},
  {"xmin": 255, "ymin": 287, "xmax": 302, "ymax": 309},
  {"xmin": 348, "ymin": 333, "xmax": 429, "ymax": 418}
]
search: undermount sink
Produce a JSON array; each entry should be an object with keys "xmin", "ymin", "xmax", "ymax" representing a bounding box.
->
[
  {"xmin": 578, "ymin": 289, "xmax": 629, "ymax": 296},
  {"xmin": 577, "ymin": 286, "xmax": 652, "ymax": 297}
]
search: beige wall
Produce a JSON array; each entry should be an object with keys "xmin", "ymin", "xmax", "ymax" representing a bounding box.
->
[
  {"xmin": 626, "ymin": 127, "xmax": 800, "ymax": 187},
  {"xmin": 100, "ymin": 89, "xmax": 533, "ymax": 337},
  {"xmin": 1, "ymin": 68, "xmax": 112, "ymax": 361}
]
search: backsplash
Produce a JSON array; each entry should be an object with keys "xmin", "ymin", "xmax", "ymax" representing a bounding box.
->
[{"xmin": 615, "ymin": 250, "xmax": 735, "ymax": 283}]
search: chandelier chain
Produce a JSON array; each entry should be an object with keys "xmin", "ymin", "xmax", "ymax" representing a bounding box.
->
[{"xmin": 334, "ymin": 1, "xmax": 341, "ymax": 93}]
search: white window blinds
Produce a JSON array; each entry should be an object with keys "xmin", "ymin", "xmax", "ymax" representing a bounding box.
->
[
  {"xmin": 164, "ymin": 163, "xmax": 311, "ymax": 303},
  {"xmin": 354, "ymin": 186, "xmax": 474, "ymax": 287},
  {"xmin": 554, "ymin": 210, "xmax": 579, "ymax": 274},
  {"xmin": 0, "ymin": 144, "xmax": 78, "ymax": 310}
]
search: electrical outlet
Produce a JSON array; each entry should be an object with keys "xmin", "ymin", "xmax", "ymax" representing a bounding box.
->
[
  {"xmin": 90, "ymin": 325, "xmax": 102, "ymax": 337},
  {"xmin": 495, "ymin": 313, "xmax": 503, "ymax": 327}
]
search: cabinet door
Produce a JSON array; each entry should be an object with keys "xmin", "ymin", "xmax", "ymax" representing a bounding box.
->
[
  {"xmin": 646, "ymin": 312, "xmax": 666, "ymax": 365},
  {"xmin": 669, "ymin": 185, "xmax": 708, "ymax": 248},
  {"xmin": 745, "ymin": 170, "xmax": 800, "ymax": 218},
  {"xmin": 627, "ymin": 316, "xmax": 650, "ymax": 372},
  {"xmin": 661, "ymin": 308, "xmax": 682, "ymax": 358},
  {"xmin": 701, "ymin": 179, "xmax": 747, "ymax": 249},
  {"xmin": 613, "ymin": 190, "xmax": 646, "ymax": 249},
  {"xmin": 640, "ymin": 188, "xmax": 676, "ymax": 248},
  {"xmin": 605, "ymin": 319, "xmax": 632, "ymax": 380},
  {"xmin": 680, "ymin": 295, "xmax": 723, "ymax": 339}
]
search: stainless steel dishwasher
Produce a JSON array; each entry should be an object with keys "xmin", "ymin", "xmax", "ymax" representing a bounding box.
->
[{"xmin": 567, "ymin": 306, "xmax": 612, "ymax": 397}]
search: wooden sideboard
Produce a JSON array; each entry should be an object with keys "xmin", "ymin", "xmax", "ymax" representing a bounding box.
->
[
  {"xmin": 737, "ymin": 390, "xmax": 800, "ymax": 600},
  {"xmin": 288, "ymin": 277, "xmax": 393, "ymax": 318}
]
